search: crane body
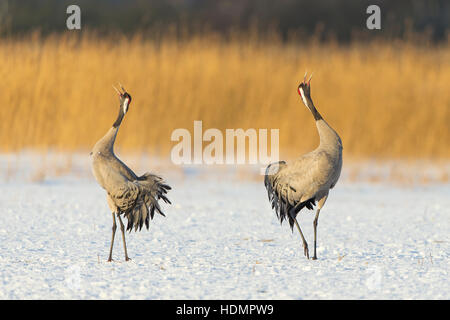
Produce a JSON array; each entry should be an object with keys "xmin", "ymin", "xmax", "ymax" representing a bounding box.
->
[
  {"xmin": 265, "ymin": 74, "xmax": 343, "ymax": 260},
  {"xmin": 91, "ymin": 85, "xmax": 171, "ymax": 262}
]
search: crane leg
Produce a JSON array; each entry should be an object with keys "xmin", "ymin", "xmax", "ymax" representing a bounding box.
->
[
  {"xmin": 294, "ymin": 218, "xmax": 309, "ymax": 259},
  {"xmin": 116, "ymin": 213, "xmax": 131, "ymax": 261},
  {"xmin": 312, "ymin": 194, "xmax": 327, "ymax": 260},
  {"xmin": 107, "ymin": 212, "xmax": 117, "ymax": 262},
  {"xmin": 312, "ymin": 209, "xmax": 321, "ymax": 260}
]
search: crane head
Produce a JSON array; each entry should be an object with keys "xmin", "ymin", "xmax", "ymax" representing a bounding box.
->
[
  {"xmin": 120, "ymin": 92, "xmax": 132, "ymax": 114},
  {"xmin": 113, "ymin": 83, "xmax": 132, "ymax": 114},
  {"xmin": 298, "ymin": 72, "xmax": 313, "ymax": 108}
]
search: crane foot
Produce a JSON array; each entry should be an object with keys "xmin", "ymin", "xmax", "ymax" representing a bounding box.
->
[{"xmin": 303, "ymin": 243, "xmax": 310, "ymax": 259}]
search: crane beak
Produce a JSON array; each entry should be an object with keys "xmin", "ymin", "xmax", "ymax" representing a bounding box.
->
[
  {"xmin": 112, "ymin": 85, "xmax": 122, "ymax": 96},
  {"xmin": 307, "ymin": 73, "xmax": 313, "ymax": 86},
  {"xmin": 113, "ymin": 83, "xmax": 127, "ymax": 96},
  {"xmin": 303, "ymin": 71, "xmax": 313, "ymax": 86}
]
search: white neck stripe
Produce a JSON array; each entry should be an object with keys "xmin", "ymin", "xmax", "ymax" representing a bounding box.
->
[
  {"xmin": 299, "ymin": 88, "xmax": 308, "ymax": 106},
  {"xmin": 123, "ymin": 98, "xmax": 129, "ymax": 113}
]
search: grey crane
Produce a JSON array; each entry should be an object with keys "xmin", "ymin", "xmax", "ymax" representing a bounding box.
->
[
  {"xmin": 264, "ymin": 73, "xmax": 343, "ymax": 260},
  {"xmin": 90, "ymin": 84, "xmax": 171, "ymax": 262}
]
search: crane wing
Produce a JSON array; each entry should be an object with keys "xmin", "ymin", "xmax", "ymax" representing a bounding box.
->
[
  {"xmin": 108, "ymin": 180, "xmax": 140, "ymax": 213},
  {"xmin": 264, "ymin": 151, "xmax": 333, "ymax": 230},
  {"xmin": 107, "ymin": 172, "xmax": 171, "ymax": 232},
  {"xmin": 287, "ymin": 151, "xmax": 335, "ymax": 200}
]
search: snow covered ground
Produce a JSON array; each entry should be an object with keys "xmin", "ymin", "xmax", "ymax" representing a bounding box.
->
[{"xmin": 0, "ymin": 154, "xmax": 449, "ymax": 299}]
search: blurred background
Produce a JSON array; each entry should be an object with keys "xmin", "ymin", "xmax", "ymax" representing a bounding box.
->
[{"xmin": 0, "ymin": 0, "xmax": 449, "ymax": 182}]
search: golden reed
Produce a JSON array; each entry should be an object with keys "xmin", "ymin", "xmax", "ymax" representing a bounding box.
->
[{"xmin": 0, "ymin": 32, "xmax": 449, "ymax": 160}]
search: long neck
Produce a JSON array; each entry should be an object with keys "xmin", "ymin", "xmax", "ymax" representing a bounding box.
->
[
  {"xmin": 113, "ymin": 106, "xmax": 125, "ymax": 128},
  {"xmin": 316, "ymin": 119, "xmax": 342, "ymax": 152},
  {"xmin": 304, "ymin": 95, "xmax": 342, "ymax": 152},
  {"xmin": 306, "ymin": 99, "xmax": 323, "ymax": 121},
  {"xmin": 93, "ymin": 107, "xmax": 125, "ymax": 154},
  {"xmin": 300, "ymin": 87, "xmax": 322, "ymax": 121}
]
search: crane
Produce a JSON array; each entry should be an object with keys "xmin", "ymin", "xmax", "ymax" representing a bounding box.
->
[
  {"xmin": 264, "ymin": 73, "xmax": 343, "ymax": 260},
  {"xmin": 90, "ymin": 84, "xmax": 171, "ymax": 262}
]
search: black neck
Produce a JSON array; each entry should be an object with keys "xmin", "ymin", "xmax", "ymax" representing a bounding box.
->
[
  {"xmin": 112, "ymin": 107, "xmax": 125, "ymax": 128},
  {"xmin": 306, "ymin": 97, "xmax": 323, "ymax": 121}
]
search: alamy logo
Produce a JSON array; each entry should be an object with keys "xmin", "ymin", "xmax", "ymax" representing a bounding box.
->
[
  {"xmin": 66, "ymin": 5, "xmax": 81, "ymax": 30},
  {"xmin": 171, "ymin": 121, "xmax": 279, "ymax": 174},
  {"xmin": 65, "ymin": 265, "xmax": 82, "ymax": 290},
  {"xmin": 365, "ymin": 265, "xmax": 383, "ymax": 291},
  {"xmin": 366, "ymin": 5, "xmax": 381, "ymax": 30}
]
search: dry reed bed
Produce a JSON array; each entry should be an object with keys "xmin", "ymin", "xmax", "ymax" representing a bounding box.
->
[{"xmin": 0, "ymin": 33, "xmax": 449, "ymax": 160}]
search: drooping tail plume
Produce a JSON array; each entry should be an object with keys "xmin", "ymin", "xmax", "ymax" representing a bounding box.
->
[{"xmin": 124, "ymin": 173, "xmax": 171, "ymax": 232}]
